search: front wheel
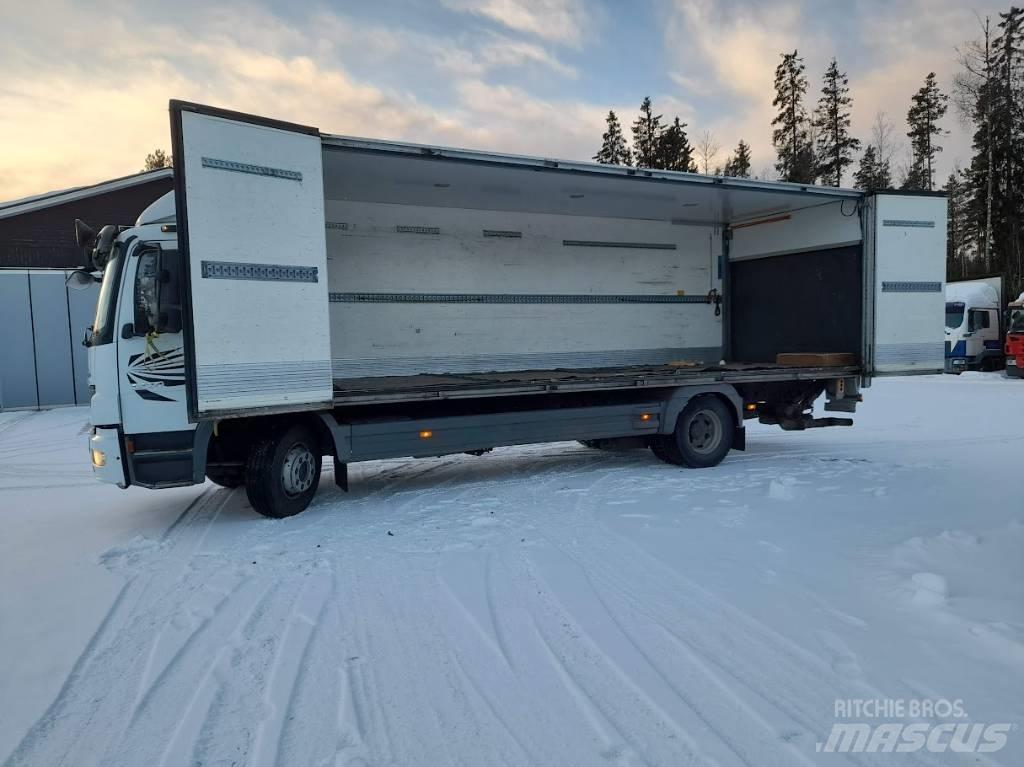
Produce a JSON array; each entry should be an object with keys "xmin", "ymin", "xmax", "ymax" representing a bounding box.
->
[
  {"xmin": 245, "ymin": 424, "xmax": 322, "ymax": 518},
  {"xmin": 651, "ymin": 395, "xmax": 734, "ymax": 468}
]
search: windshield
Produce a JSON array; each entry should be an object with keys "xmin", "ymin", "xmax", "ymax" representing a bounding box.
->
[
  {"xmin": 91, "ymin": 242, "xmax": 125, "ymax": 346},
  {"xmin": 1010, "ymin": 309, "xmax": 1024, "ymax": 334},
  {"xmin": 945, "ymin": 302, "xmax": 965, "ymax": 330}
]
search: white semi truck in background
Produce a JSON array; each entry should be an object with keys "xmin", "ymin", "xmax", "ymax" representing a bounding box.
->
[
  {"xmin": 71, "ymin": 102, "xmax": 948, "ymax": 518},
  {"xmin": 945, "ymin": 276, "xmax": 1004, "ymax": 373}
]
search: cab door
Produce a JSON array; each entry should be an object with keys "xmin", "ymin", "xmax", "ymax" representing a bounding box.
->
[
  {"xmin": 116, "ymin": 241, "xmax": 191, "ymax": 435},
  {"xmin": 169, "ymin": 101, "xmax": 332, "ymax": 420}
]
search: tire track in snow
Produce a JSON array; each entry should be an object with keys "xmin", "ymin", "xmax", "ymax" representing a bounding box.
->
[
  {"xmin": 566, "ymin": 534, "xmax": 950, "ymax": 767},
  {"xmin": 273, "ymin": 569, "xmax": 368, "ymax": 767},
  {"xmin": 4, "ymin": 489, "xmax": 240, "ymax": 767}
]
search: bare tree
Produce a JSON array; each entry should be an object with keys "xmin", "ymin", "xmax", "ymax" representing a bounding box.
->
[
  {"xmin": 695, "ymin": 130, "xmax": 721, "ymax": 175},
  {"xmin": 953, "ymin": 15, "xmax": 993, "ymax": 124},
  {"xmin": 871, "ymin": 111, "xmax": 897, "ymax": 170}
]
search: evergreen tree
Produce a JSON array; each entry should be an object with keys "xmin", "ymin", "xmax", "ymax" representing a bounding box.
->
[
  {"xmin": 900, "ymin": 157, "xmax": 930, "ymax": 191},
  {"xmin": 961, "ymin": 18, "xmax": 997, "ymax": 271},
  {"xmin": 905, "ymin": 72, "xmax": 949, "ymax": 191},
  {"xmin": 813, "ymin": 58, "xmax": 860, "ymax": 186},
  {"xmin": 723, "ymin": 140, "xmax": 752, "ymax": 178},
  {"xmin": 655, "ymin": 117, "xmax": 696, "ymax": 171},
  {"xmin": 143, "ymin": 148, "xmax": 172, "ymax": 170},
  {"xmin": 631, "ymin": 97, "xmax": 663, "ymax": 169},
  {"xmin": 594, "ymin": 110, "xmax": 632, "ymax": 166},
  {"xmin": 852, "ymin": 145, "xmax": 892, "ymax": 191},
  {"xmin": 945, "ymin": 168, "xmax": 973, "ymax": 280},
  {"xmin": 989, "ymin": 7, "xmax": 1024, "ymax": 293},
  {"xmin": 772, "ymin": 50, "xmax": 814, "ymax": 183}
]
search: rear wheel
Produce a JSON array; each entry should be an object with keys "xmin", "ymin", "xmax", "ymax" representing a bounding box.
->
[
  {"xmin": 651, "ymin": 395, "xmax": 734, "ymax": 468},
  {"xmin": 245, "ymin": 424, "xmax": 322, "ymax": 518}
]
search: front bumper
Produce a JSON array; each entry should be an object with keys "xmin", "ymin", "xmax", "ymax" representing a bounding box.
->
[
  {"xmin": 944, "ymin": 357, "xmax": 968, "ymax": 374},
  {"xmin": 1007, "ymin": 358, "xmax": 1023, "ymax": 378},
  {"xmin": 90, "ymin": 427, "xmax": 127, "ymax": 487}
]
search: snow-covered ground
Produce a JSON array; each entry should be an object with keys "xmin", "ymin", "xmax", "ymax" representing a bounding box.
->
[{"xmin": 1, "ymin": 373, "xmax": 1022, "ymax": 766}]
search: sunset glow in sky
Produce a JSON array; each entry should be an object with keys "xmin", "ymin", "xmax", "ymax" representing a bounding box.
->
[{"xmin": 0, "ymin": 0, "xmax": 1006, "ymax": 200}]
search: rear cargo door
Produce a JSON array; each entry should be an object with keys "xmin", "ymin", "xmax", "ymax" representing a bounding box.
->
[
  {"xmin": 867, "ymin": 193, "xmax": 947, "ymax": 375},
  {"xmin": 170, "ymin": 101, "xmax": 332, "ymax": 419}
]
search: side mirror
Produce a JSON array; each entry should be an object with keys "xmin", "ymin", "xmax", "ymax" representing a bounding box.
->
[
  {"xmin": 133, "ymin": 245, "xmax": 182, "ymax": 336},
  {"xmin": 66, "ymin": 269, "xmax": 100, "ymax": 290},
  {"xmin": 91, "ymin": 225, "xmax": 120, "ymax": 270},
  {"xmin": 74, "ymin": 219, "xmax": 97, "ymax": 249}
]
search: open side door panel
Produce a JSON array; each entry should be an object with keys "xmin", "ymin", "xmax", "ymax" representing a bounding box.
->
[
  {"xmin": 170, "ymin": 101, "xmax": 332, "ymax": 419},
  {"xmin": 868, "ymin": 193, "xmax": 947, "ymax": 375}
]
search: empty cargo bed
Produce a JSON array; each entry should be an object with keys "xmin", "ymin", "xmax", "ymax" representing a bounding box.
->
[{"xmin": 331, "ymin": 362, "xmax": 859, "ymax": 405}]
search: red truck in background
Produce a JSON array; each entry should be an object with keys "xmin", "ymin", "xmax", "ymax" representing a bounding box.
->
[{"xmin": 1007, "ymin": 294, "xmax": 1024, "ymax": 378}]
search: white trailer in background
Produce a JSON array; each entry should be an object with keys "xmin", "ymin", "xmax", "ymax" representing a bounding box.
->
[
  {"xmin": 75, "ymin": 102, "xmax": 948, "ymax": 517},
  {"xmin": 944, "ymin": 276, "xmax": 1004, "ymax": 372}
]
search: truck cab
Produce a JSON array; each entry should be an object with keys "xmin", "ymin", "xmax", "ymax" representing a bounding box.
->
[
  {"xmin": 1007, "ymin": 295, "xmax": 1024, "ymax": 378},
  {"xmin": 945, "ymin": 282, "xmax": 1002, "ymax": 373},
  {"xmin": 77, "ymin": 192, "xmax": 193, "ymax": 488}
]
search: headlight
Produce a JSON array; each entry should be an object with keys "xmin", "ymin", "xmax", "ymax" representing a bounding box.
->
[{"xmin": 91, "ymin": 448, "xmax": 107, "ymax": 467}]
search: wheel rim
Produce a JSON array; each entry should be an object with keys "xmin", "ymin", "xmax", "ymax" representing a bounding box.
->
[
  {"xmin": 686, "ymin": 409, "xmax": 722, "ymax": 454},
  {"xmin": 281, "ymin": 443, "xmax": 316, "ymax": 497}
]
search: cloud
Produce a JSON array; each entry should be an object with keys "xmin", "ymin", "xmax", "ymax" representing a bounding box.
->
[
  {"xmin": 661, "ymin": 0, "xmax": 830, "ymax": 175},
  {"xmin": 661, "ymin": 0, "xmax": 992, "ymax": 182},
  {"xmin": 0, "ymin": 2, "xmax": 591, "ymax": 200},
  {"xmin": 441, "ymin": 0, "xmax": 590, "ymax": 46}
]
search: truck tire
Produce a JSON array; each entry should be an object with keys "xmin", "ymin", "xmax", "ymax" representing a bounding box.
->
[
  {"xmin": 206, "ymin": 466, "xmax": 245, "ymax": 488},
  {"xmin": 650, "ymin": 395, "xmax": 734, "ymax": 469},
  {"xmin": 244, "ymin": 424, "xmax": 322, "ymax": 518}
]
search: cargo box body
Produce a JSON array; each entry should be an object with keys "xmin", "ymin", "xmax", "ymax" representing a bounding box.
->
[{"xmin": 169, "ymin": 103, "xmax": 947, "ymax": 419}]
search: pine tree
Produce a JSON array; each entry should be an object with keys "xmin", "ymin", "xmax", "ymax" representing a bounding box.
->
[
  {"xmin": 655, "ymin": 117, "xmax": 696, "ymax": 171},
  {"xmin": 945, "ymin": 168, "xmax": 973, "ymax": 280},
  {"xmin": 723, "ymin": 140, "xmax": 752, "ymax": 178},
  {"xmin": 813, "ymin": 58, "xmax": 860, "ymax": 186},
  {"xmin": 990, "ymin": 7, "xmax": 1024, "ymax": 294},
  {"xmin": 772, "ymin": 50, "xmax": 814, "ymax": 183},
  {"xmin": 852, "ymin": 145, "xmax": 892, "ymax": 190},
  {"xmin": 905, "ymin": 72, "xmax": 949, "ymax": 191},
  {"xmin": 594, "ymin": 110, "xmax": 632, "ymax": 166},
  {"xmin": 631, "ymin": 97, "xmax": 663, "ymax": 169},
  {"xmin": 143, "ymin": 149, "xmax": 172, "ymax": 171},
  {"xmin": 900, "ymin": 157, "xmax": 930, "ymax": 191},
  {"xmin": 854, "ymin": 146, "xmax": 882, "ymax": 190},
  {"xmin": 959, "ymin": 17, "xmax": 997, "ymax": 271}
]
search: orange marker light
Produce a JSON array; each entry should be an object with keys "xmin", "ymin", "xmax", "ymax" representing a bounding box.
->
[
  {"xmin": 419, "ymin": 430, "xmax": 433, "ymax": 439},
  {"xmin": 745, "ymin": 403, "xmax": 757, "ymax": 411},
  {"xmin": 640, "ymin": 413, "xmax": 652, "ymax": 422}
]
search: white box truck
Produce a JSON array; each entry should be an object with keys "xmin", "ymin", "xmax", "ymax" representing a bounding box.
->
[{"xmin": 73, "ymin": 102, "xmax": 947, "ymax": 517}]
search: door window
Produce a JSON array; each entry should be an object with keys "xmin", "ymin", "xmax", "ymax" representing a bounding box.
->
[{"xmin": 968, "ymin": 309, "xmax": 991, "ymax": 332}]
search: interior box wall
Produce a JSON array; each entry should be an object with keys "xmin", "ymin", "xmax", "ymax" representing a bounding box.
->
[
  {"xmin": 729, "ymin": 201, "xmax": 862, "ymax": 260},
  {"xmin": 323, "ymin": 198, "xmax": 724, "ymax": 378},
  {"xmin": 730, "ymin": 245, "xmax": 862, "ymax": 363}
]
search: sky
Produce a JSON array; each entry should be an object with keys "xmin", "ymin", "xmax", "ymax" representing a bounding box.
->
[{"xmin": 0, "ymin": 0, "xmax": 1012, "ymax": 201}]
